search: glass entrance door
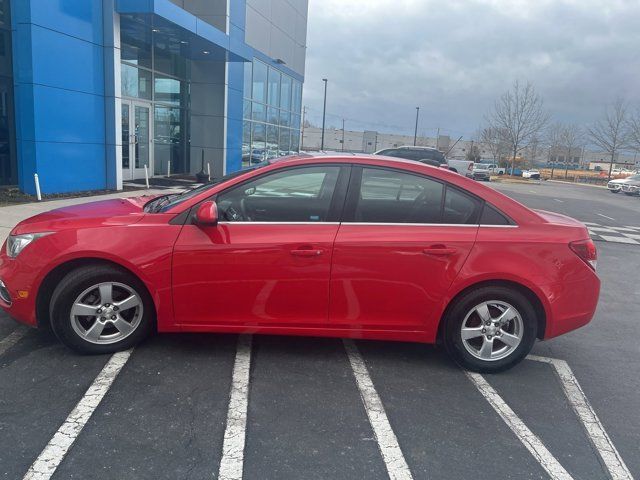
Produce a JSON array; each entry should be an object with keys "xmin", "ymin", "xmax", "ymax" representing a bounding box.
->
[{"xmin": 121, "ymin": 100, "xmax": 152, "ymax": 180}]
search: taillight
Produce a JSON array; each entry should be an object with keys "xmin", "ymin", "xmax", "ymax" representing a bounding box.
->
[{"xmin": 569, "ymin": 239, "xmax": 597, "ymax": 270}]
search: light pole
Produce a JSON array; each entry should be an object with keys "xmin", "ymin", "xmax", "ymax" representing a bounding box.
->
[
  {"xmin": 413, "ymin": 107, "xmax": 420, "ymax": 146},
  {"xmin": 321, "ymin": 78, "xmax": 328, "ymax": 150}
]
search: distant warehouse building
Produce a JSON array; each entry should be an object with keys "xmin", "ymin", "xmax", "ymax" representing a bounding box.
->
[{"xmin": 1, "ymin": 0, "xmax": 307, "ymax": 194}]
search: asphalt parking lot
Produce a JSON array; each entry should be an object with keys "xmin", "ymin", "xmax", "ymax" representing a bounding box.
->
[{"xmin": 1, "ymin": 180, "xmax": 639, "ymax": 480}]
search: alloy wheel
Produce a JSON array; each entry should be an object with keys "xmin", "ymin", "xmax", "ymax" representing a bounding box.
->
[
  {"xmin": 460, "ymin": 300, "xmax": 524, "ymax": 361},
  {"xmin": 70, "ymin": 282, "xmax": 143, "ymax": 345}
]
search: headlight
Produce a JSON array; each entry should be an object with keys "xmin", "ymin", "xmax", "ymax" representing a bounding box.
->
[{"xmin": 7, "ymin": 233, "xmax": 52, "ymax": 258}]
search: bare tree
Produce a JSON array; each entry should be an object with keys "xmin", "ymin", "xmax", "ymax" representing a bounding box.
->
[
  {"xmin": 479, "ymin": 126, "xmax": 508, "ymax": 165},
  {"xmin": 560, "ymin": 125, "xmax": 584, "ymax": 179},
  {"xmin": 628, "ymin": 108, "xmax": 640, "ymax": 155},
  {"xmin": 487, "ymin": 81, "xmax": 550, "ymax": 175},
  {"xmin": 588, "ymin": 99, "xmax": 631, "ymax": 179},
  {"xmin": 544, "ymin": 123, "xmax": 564, "ymax": 178}
]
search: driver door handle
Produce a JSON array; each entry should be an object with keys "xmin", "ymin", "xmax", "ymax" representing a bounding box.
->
[
  {"xmin": 291, "ymin": 248, "xmax": 324, "ymax": 257},
  {"xmin": 423, "ymin": 245, "xmax": 457, "ymax": 256}
]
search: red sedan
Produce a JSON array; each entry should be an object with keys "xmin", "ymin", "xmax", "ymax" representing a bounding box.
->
[{"xmin": 0, "ymin": 155, "xmax": 599, "ymax": 372}]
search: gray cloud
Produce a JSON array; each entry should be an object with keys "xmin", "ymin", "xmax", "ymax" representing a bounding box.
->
[{"xmin": 302, "ymin": 0, "xmax": 640, "ymax": 139}]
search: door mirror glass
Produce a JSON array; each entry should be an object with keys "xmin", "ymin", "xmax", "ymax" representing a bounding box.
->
[{"xmin": 195, "ymin": 201, "xmax": 218, "ymax": 226}]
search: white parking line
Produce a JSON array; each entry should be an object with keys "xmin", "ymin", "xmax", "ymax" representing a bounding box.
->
[
  {"xmin": 528, "ymin": 355, "xmax": 633, "ymax": 480},
  {"xmin": 597, "ymin": 213, "xmax": 616, "ymax": 221},
  {"xmin": 344, "ymin": 340, "xmax": 413, "ymax": 480},
  {"xmin": 553, "ymin": 198, "xmax": 564, "ymax": 203},
  {"xmin": 23, "ymin": 350, "xmax": 132, "ymax": 480},
  {"xmin": 0, "ymin": 326, "xmax": 29, "ymax": 356},
  {"xmin": 218, "ymin": 335, "xmax": 252, "ymax": 480},
  {"xmin": 465, "ymin": 371, "xmax": 573, "ymax": 480}
]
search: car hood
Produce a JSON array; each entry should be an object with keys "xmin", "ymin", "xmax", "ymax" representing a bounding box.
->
[
  {"xmin": 609, "ymin": 178, "xmax": 632, "ymax": 185},
  {"xmin": 622, "ymin": 179, "xmax": 640, "ymax": 186},
  {"xmin": 11, "ymin": 196, "xmax": 154, "ymax": 235}
]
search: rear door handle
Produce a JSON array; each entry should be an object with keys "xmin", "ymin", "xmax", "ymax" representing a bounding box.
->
[
  {"xmin": 291, "ymin": 249, "xmax": 324, "ymax": 257},
  {"xmin": 423, "ymin": 246, "xmax": 457, "ymax": 256}
]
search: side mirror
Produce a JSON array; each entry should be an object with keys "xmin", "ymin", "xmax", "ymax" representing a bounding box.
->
[{"xmin": 195, "ymin": 201, "xmax": 218, "ymax": 226}]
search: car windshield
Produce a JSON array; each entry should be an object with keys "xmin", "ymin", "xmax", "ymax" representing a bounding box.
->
[
  {"xmin": 144, "ymin": 162, "xmax": 270, "ymax": 213},
  {"xmin": 629, "ymin": 174, "xmax": 640, "ymax": 180}
]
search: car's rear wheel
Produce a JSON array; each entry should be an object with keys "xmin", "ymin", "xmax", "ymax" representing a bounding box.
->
[
  {"xmin": 50, "ymin": 265, "xmax": 154, "ymax": 354},
  {"xmin": 443, "ymin": 286, "xmax": 537, "ymax": 373}
]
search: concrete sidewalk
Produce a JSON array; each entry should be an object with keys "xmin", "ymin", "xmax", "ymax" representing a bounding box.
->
[{"xmin": 0, "ymin": 188, "xmax": 176, "ymax": 245}]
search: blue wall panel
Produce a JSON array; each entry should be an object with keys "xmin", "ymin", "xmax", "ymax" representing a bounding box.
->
[
  {"xmin": 12, "ymin": 0, "xmax": 107, "ymax": 194},
  {"xmin": 31, "ymin": 85, "xmax": 105, "ymax": 144},
  {"xmin": 33, "ymin": 141, "xmax": 106, "ymax": 194},
  {"xmin": 29, "ymin": 25, "xmax": 105, "ymax": 95},
  {"xmin": 26, "ymin": 0, "xmax": 104, "ymax": 44}
]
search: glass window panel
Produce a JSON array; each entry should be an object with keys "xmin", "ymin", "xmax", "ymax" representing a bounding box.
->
[
  {"xmin": 251, "ymin": 123, "xmax": 266, "ymax": 164},
  {"xmin": 243, "ymin": 61, "xmax": 252, "ymax": 99},
  {"xmin": 279, "ymin": 128, "xmax": 291, "ymax": 153},
  {"xmin": 280, "ymin": 74, "xmax": 292, "ymax": 111},
  {"xmin": 121, "ymin": 104, "xmax": 130, "ymax": 169},
  {"xmin": 442, "ymin": 186, "xmax": 481, "ymax": 224},
  {"xmin": 154, "ymin": 75, "xmax": 184, "ymax": 106},
  {"xmin": 279, "ymin": 109, "xmax": 290, "ymax": 127},
  {"xmin": 153, "ymin": 35, "xmax": 188, "ymax": 78},
  {"xmin": 242, "ymin": 120, "xmax": 252, "ymax": 168},
  {"xmin": 267, "ymin": 107, "xmax": 279, "ymax": 125},
  {"xmin": 252, "ymin": 60, "xmax": 268, "ymax": 103},
  {"xmin": 154, "ymin": 106, "xmax": 187, "ymax": 175},
  {"xmin": 120, "ymin": 19, "xmax": 152, "ymax": 69},
  {"xmin": 121, "ymin": 64, "xmax": 152, "ymax": 100},
  {"xmin": 355, "ymin": 168, "xmax": 444, "ymax": 223},
  {"xmin": 291, "ymin": 131, "xmax": 300, "ymax": 152},
  {"xmin": 291, "ymin": 114, "xmax": 301, "ymax": 130},
  {"xmin": 292, "ymin": 79, "xmax": 302, "ymax": 113},
  {"xmin": 267, "ymin": 68, "xmax": 281, "ymax": 107},
  {"xmin": 216, "ymin": 166, "xmax": 340, "ymax": 222},
  {"xmin": 251, "ymin": 102, "xmax": 266, "ymax": 122},
  {"xmin": 243, "ymin": 100, "xmax": 252, "ymax": 119},
  {"xmin": 266, "ymin": 124, "xmax": 278, "ymax": 152},
  {"xmin": 0, "ymin": 0, "xmax": 9, "ymax": 29}
]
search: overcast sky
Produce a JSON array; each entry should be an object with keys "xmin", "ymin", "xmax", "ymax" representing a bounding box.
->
[{"xmin": 302, "ymin": 0, "xmax": 640, "ymax": 139}]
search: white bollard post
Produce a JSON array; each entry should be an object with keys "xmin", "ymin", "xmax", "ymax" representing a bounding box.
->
[
  {"xmin": 167, "ymin": 160, "xmax": 171, "ymax": 178},
  {"xmin": 34, "ymin": 173, "xmax": 42, "ymax": 201},
  {"xmin": 144, "ymin": 164, "xmax": 150, "ymax": 189},
  {"xmin": 207, "ymin": 162, "xmax": 211, "ymax": 181}
]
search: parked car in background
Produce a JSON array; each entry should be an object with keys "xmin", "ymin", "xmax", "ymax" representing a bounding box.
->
[
  {"xmin": 607, "ymin": 175, "xmax": 637, "ymax": 193},
  {"xmin": 472, "ymin": 163, "xmax": 505, "ymax": 181},
  {"xmin": 621, "ymin": 175, "xmax": 640, "ymax": 196},
  {"xmin": 0, "ymin": 154, "xmax": 600, "ymax": 373},
  {"xmin": 471, "ymin": 165, "xmax": 492, "ymax": 182},
  {"xmin": 522, "ymin": 169, "xmax": 541, "ymax": 179},
  {"xmin": 374, "ymin": 146, "xmax": 446, "ymax": 168},
  {"xmin": 374, "ymin": 146, "xmax": 474, "ymax": 177}
]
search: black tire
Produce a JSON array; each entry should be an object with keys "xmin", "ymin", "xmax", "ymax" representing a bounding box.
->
[
  {"xmin": 609, "ymin": 190, "xmax": 619, "ymax": 194},
  {"xmin": 49, "ymin": 264, "xmax": 155, "ymax": 354},
  {"xmin": 442, "ymin": 286, "xmax": 537, "ymax": 373}
]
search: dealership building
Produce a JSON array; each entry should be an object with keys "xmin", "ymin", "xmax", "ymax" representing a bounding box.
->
[{"xmin": 0, "ymin": 0, "xmax": 307, "ymax": 194}]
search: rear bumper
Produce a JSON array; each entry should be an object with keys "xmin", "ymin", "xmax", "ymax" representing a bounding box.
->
[{"xmin": 542, "ymin": 272, "xmax": 600, "ymax": 339}]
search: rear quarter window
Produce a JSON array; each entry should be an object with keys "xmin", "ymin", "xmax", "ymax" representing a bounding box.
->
[{"xmin": 480, "ymin": 204, "xmax": 512, "ymax": 225}]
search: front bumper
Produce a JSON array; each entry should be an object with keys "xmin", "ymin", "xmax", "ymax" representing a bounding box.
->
[
  {"xmin": 0, "ymin": 252, "xmax": 39, "ymax": 327},
  {"xmin": 607, "ymin": 183, "xmax": 622, "ymax": 191}
]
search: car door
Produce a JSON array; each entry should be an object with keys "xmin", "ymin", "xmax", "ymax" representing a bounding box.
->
[
  {"xmin": 329, "ymin": 166, "xmax": 479, "ymax": 336},
  {"xmin": 172, "ymin": 164, "xmax": 350, "ymax": 327}
]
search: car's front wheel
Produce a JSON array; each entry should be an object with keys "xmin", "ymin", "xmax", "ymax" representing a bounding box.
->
[
  {"xmin": 443, "ymin": 286, "xmax": 538, "ymax": 373},
  {"xmin": 50, "ymin": 265, "xmax": 154, "ymax": 354}
]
